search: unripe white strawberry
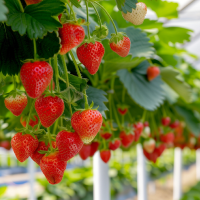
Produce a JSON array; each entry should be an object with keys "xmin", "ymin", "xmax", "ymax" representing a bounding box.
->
[
  {"xmin": 122, "ymin": 2, "xmax": 147, "ymax": 25},
  {"xmin": 143, "ymin": 139, "xmax": 155, "ymax": 153}
]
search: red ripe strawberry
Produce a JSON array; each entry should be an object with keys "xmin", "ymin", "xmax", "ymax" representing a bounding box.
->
[
  {"xmin": 77, "ymin": 41, "xmax": 105, "ymax": 75},
  {"xmin": 100, "ymin": 150, "xmax": 111, "ymax": 163},
  {"xmin": 109, "ymin": 139, "xmax": 121, "ymax": 151},
  {"xmin": 24, "ymin": 0, "xmax": 42, "ymax": 5},
  {"xmin": 56, "ymin": 130, "xmax": 83, "ymax": 161},
  {"xmin": 161, "ymin": 117, "xmax": 171, "ymax": 126},
  {"xmin": 110, "ymin": 36, "xmax": 131, "ymax": 57},
  {"xmin": 40, "ymin": 152, "xmax": 67, "ymax": 185},
  {"xmin": 20, "ymin": 115, "xmax": 39, "ymax": 128},
  {"xmin": 90, "ymin": 141, "xmax": 100, "ymax": 157},
  {"xmin": 59, "ymin": 23, "xmax": 85, "ymax": 55},
  {"xmin": 117, "ymin": 108, "xmax": 128, "ymax": 115},
  {"xmin": 11, "ymin": 133, "xmax": 39, "ymax": 162},
  {"xmin": 30, "ymin": 141, "xmax": 56, "ymax": 165},
  {"xmin": 20, "ymin": 61, "xmax": 53, "ymax": 98},
  {"xmin": 134, "ymin": 122, "xmax": 143, "ymax": 142},
  {"xmin": 71, "ymin": 110, "xmax": 103, "ymax": 144},
  {"xmin": 119, "ymin": 131, "xmax": 134, "ymax": 148},
  {"xmin": 147, "ymin": 66, "xmax": 160, "ymax": 81},
  {"xmin": 79, "ymin": 144, "xmax": 91, "ymax": 160},
  {"xmin": 0, "ymin": 141, "xmax": 11, "ymax": 150},
  {"xmin": 156, "ymin": 144, "xmax": 166, "ymax": 156},
  {"xmin": 4, "ymin": 93, "xmax": 27, "ymax": 116},
  {"xmin": 144, "ymin": 121, "xmax": 149, "ymax": 127},
  {"xmin": 170, "ymin": 121, "xmax": 180, "ymax": 129},
  {"xmin": 143, "ymin": 139, "xmax": 155, "ymax": 153},
  {"xmin": 160, "ymin": 133, "xmax": 174, "ymax": 144},
  {"xmin": 100, "ymin": 132, "xmax": 112, "ymax": 140},
  {"xmin": 35, "ymin": 95, "xmax": 64, "ymax": 128}
]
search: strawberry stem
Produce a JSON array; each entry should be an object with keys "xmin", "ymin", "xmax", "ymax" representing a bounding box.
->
[
  {"xmin": 90, "ymin": 2, "xmax": 102, "ymax": 29},
  {"xmin": 26, "ymin": 99, "xmax": 36, "ymax": 129},
  {"xmin": 47, "ymin": 127, "xmax": 53, "ymax": 151},
  {"xmin": 52, "ymin": 119, "xmax": 59, "ymax": 136},
  {"xmin": 148, "ymin": 59, "xmax": 153, "ymax": 66},
  {"xmin": 93, "ymin": 1, "xmax": 118, "ymax": 34},
  {"xmin": 121, "ymin": 87, "xmax": 126, "ymax": 126},
  {"xmin": 37, "ymin": 121, "xmax": 41, "ymax": 129},
  {"xmin": 66, "ymin": 1, "xmax": 76, "ymax": 20},
  {"xmin": 85, "ymin": 1, "xmax": 91, "ymax": 39},
  {"xmin": 54, "ymin": 55, "xmax": 60, "ymax": 92},
  {"xmin": 69, "ymin": 51, "xmax": 89, "ymax": 109},
  {"xmin": 33, "ymin": 39, "xmax": 37, "ymax": 61},
  {"xmin": 17, "ymin": 0, "xmax": 24, "ymax": 12},
  {"xmin": 141, "ymin": 110, "xmax": 147, "ymax": 123},
  {"xmin": 49, "ymin": 58, "xmax": 53, "ymax": 94},
  {"xmin": 13, "ymin": 76, "xmax": 17, "ymax": 93}
]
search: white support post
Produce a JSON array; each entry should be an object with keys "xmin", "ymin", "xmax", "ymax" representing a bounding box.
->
[
  {"xmin": 28, "ymin": 158, "xmax": 36, "ymax": 200},
  {"xmin": 196, "ymin": 149, "xmax": 200, "ymax": 180},
  {"xmin": 173, "ymin": 147, "xmax": 182, "ymax": 200},
  {"xmin": 137, "ymin": 144, "xmax": 147, "ymax": 200},
  {"xmin": 93, "ymin": 151, "xmax": 110, "ymax": 200}
]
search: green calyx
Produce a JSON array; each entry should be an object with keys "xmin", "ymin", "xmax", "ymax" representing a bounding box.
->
[
  {"xmin": 61, "ymin": 16, "xmax": 89, "ymax": 26},
  {"xmin": 117, "ymin": 104, "xmax": 129, "ymax": 110},
  {"xmin": 81, "ymin": 36, "xmax": 101, "ymax": 46},
  {"xmin": 109, "ymin": 32, "xmax": 127, "ymax": 44},
  {"xmin": 21, "ymin": 58, "xmax": 49, "ymax": 63},
  {"xmin": 4, "ymin": 89, "xmax": 25, "ymax": 99},
  {"xmin": 92, "ymin": 25, "xmax": 109, "ymax": 39}
]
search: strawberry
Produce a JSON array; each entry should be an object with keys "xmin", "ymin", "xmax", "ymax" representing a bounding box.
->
[
  {"xmin": 30, "ymin": 141, "xmax": 56, "ymax": 165},
  {"xmin": 110, "ymin": 34, "xmax": 131, "ymax": 57},
  {"xmin": 40, "ymin": 152, "xmax": 67, "ymax": 185},
  {"xmin": 71, "ymin": 110, "xmax": 103, "ymax": 144},
  {"xmin": 11, "ymin": 133, "xmax": 39, "ymax": 162},
  {"xmin": 144, "ymin": 121, "xmax": 149, "ymax": 127},
  {"xmin": 100, "ymin": 150, "xmax": 111, "ymax": 163},
  {"xmin": 77, "ymin": 41, "xmax": 105, "ymax": 75},
  {"xmin": 20, "ymin": 61, "xmax": 53, "ymax": 98},
  {"xmin": 90, "ymin": 141, "xmax": 100, "ymax": 157},
  {"xmin": 79, "ymin": 144, "xmax": 91, "ymax": 160},
  {"xmin": 56, "ymin": 130, "xmax": 83, "ymax": 161},
  {"xmin": 20, "ymin": 115, "xmax": 39, "ymax": 128},
  {"xmin": 35, "ymin": 95, "xmax": 64, "ymax": 128},
  {"xmin": 59, "ymin": 23, "xmax": 85, "ymax": 55},
  {"xmin": 4, "ymin": 93, "xmax": 27, "ymax": 116},
  {"xmin": 160, "ymin": 133, "xmax": 174, "ymax": 144},
  {"xmin": 24, "ymin": 0, "xmax": 42, "ymax": 5},
  {"xmin": 161, "ymin": 117, "xmax": 171, "ymax": 126},
  {"xmin": 134, "ymin": 122, "xmax": 143, "ymax": 141},
  {"xmin": 147, "ymin": 66, "xmax": 160, "ymax": 81},
  {"xmin": 122, "ymin": 2, "xmax": 147, "ymax": 25},
  {"xmin": 0, "ymin": 141, "xmax": 11, "ymax": 151},
  {"xmin": 119, "ymin": 130, "xmax": 134, "ymax": 148},
  {"xmin": 109, "ymin": 139, "xmax": 121, "ymax": 151},
  {"xmin": 117, "ymin": 108, "xmax": 128, "ymax": 115},
  {"xmin": 100, "ymin": 132, "xmax": 112, "ymax": 140},
  {"xmin": 143, "ymin": 139, "xmax": 155, "ymax": 153},
  {"xmin": 170, "ymin": 121, "xmax": 180, "ymax": 129}
]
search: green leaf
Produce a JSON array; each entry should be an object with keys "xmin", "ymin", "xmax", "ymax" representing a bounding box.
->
[
  {"xmin": 175, "ymin": 106, "xmax": 200, "ymax": 136},
  {"xmin": 0, "ymin": 0, "xmax": 8, "ymax": 21},
  {"xmin": 6, "ymin": 0, "xmax": 65, "ymax": 39},
  {"xmin": 160, "ymin": 67, "xmax": 192, "ymax": 103},
  {"xmin": 117, "ymin": 61, "xmax": 165, "ymax": 111},
  {"xmin": 0, "ymin": 186, "xmax": 7, "ymax": 197},
  {"xmin": 67, "ymin": 0, "xmax": 81, "ymax": 8},
  {"xmin": 116, "ymin": 0, "xmax": 137, "ymax": 13}
]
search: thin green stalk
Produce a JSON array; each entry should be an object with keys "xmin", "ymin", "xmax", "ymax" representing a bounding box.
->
[
  {"xmin": 33, "ymin": 39, "xmax": 37, "ymax": 60},
  {"xmin": 148, "ymin": 59, "xmax": 153, "ymax": 65},
  {"xmin": 66, "ymin": 1, "xmax": 76, "ymax": 20},
  {"xmin": 26, "ymin": 99, "xmax": 36, "ymax": 129},
  {"xmin": 112, "ymin": 102, "xmax": 122, "ymax": 130},
  {"xmin": 90, "ymin": 2, "xmax": 102, "ymax": 28},
  {"xmin": 37, "ymin": 121, "xmax": 41, "ymax": 129},
  {"xmin": 141, "ymin": 110, "xmax": 147, "ymax": 123},
  {"xmin": 49, "ymin": 58, "xmax": 53, "ymax": 93},
  {"xmin": 54, "ymin": 55, "xmax": 60, "ymax": 92},
  {"xmin": 121, "ymin": 87, "xmax": 126, "ymax": 126},
  {"xmin": 93, "ymin": 1, "xmax": 118, "ymax": 34},
  {"xmin": 85, "ymin": 0, "xmax": 90, "ymax": 39},
  {"xmin": 52, "ymin": 119, "xmax": 59, "ymax": 136},
  {"xmin": 47, "ymin": 127, "xmax": 53, "ymax": 151},
  {"xmin": 109, "ymin": 93, "xmax": 113, "ymax": 130},
  {"xmin": 13, "ymin": 76, "xmax": 17, "ymax": 92},
  {"xmin": 17, "ymin": 0, "xmax": 24, "ymax": 12}
]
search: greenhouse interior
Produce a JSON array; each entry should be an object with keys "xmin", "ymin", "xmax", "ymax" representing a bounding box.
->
[{"xmin": 0, "ymin": 0, "xmax": 200, "ymax": 199}]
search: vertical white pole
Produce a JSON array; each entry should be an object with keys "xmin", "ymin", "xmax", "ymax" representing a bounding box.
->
[
  {"xmin": 173, "ymin": 147, "xmax": 182, "ymax": 200},
  {"xmin": 93, "ymin": 151, "xmax": 110, "ymax": 200},
  {"xmin": 196, "ymin": 149, "xmax": 200, "ymax": 180},
  {"xmin": 137, "ymin": 144, "xmax": 147, "ymax": 200},
  {"xmin": 28, "ymin": 158, "xmax": 36, "ymax": 200}
]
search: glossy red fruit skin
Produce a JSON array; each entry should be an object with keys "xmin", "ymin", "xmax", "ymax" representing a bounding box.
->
[
  {"xmin": 59, "ymin": 23, "xmax": 85, "ymax": 55},
  {"xmin": 170, "ymin": 121, "xmax": 180, "ymax": 129},
  {"xmin": 117, "ymin": 108, "xmax": 128, "ymax": 115},
  {"xmin": 11, "ymin": 133, "xmax": 39, "ymax": 162},
  {"xmin": 77, "ymin": 41, "xmax": 105, "ymax": 75},
  {"xmin": 20, "ymin": 61, "xmax": 53, "ymax": 98},
  {"xmin": 100, "ymin": 150, "xmax": 111, "ymax": 163},
  {"xmin": 35, "ymin": 95, "xmax": 64, "ymax": 128},
  {"xmin": 56, "ymin": 131, "xmax": 83, "ymax": 161},
  {"xmin": 4, "ymin": 93, "xmax": 28, "ymax": 116},
  {"xmin": 143, "ymin": 121, "xmax": 149, "ymax": 127},
  {"xmin": 0, "ymin": 141, "xmax": 11, "ymax": 150},
  {"xmin": 90, "ymin": 141, "xmax": 100, "ymax": 157},
  {"xmin": 161, "ymin": 117, "xmax": 171, "ymax": 126},
  {"xmin": 119, "ymin": 131, "xmax": 134, "ymax": 148},
  {"xmin": 24, "ymin": 0, "xmax": 41, "ymax": 5},
  {"xmin": 30, "ymin": 141, "xmax": 56, "ymax": 165},
  {"xmin": 40, "ymin": 152, "xmax": 67, "ymax": 185},
  {"xmin": 110, "ymin": 36, "xmax": 130, "ymax": 57},
  {"xmin": 147, "ymin": 66, "xmax": 160, "ymax": 81},
  {"xmin": 109, "ymin": 139, "xmax": 121, "ymax": 151},
  {"xmin": 160, "ymin": 133, "xmax": 174, "ymax": 144},
  {"xmin": 134, "ymin": 122, "xmax": 143, "ymax": 142},
  {"xmin": 100, "ymin": 132, "xmax": 112, "ymax": 140},
  {"xmin": 20, "ymin": 115, "xmax": 39, "ymax": 128},
  {"xmin": 71, "ymin": 110, "xmax": 103, "ymax": 144},
  {"xmin": 79, "ymin": 144, "xmax": 91, "ymax": 160}
]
